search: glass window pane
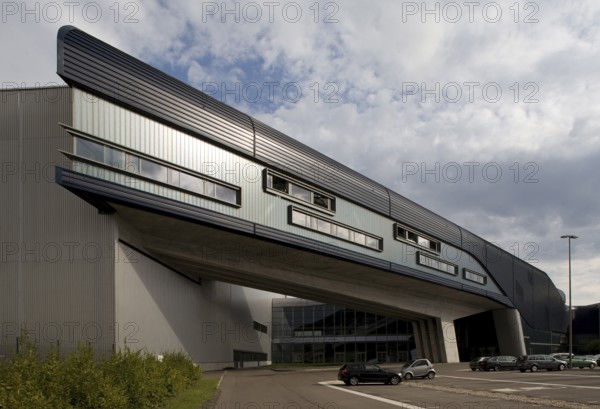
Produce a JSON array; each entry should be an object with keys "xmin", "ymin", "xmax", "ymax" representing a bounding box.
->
[
  {"xmin": 313, "ymin": 193, "xmax": 329, "ymax": 209},
  {"xmin": 170, "ymin": 169, "xmax": 180, "ymax": 186},
  {"xmin": 353, "ymin": 232, "xmax": 365, "ymax": 245},
  {"xmin": 289, "ymin": 183, "xmax": 311, "ymax": 202},
  {"xmin": 125, "ymin": 154, "xmax": 140, "ymax": 174},
  {"xmin": 316, "ymin": 218, "xmax": 330, "ymax": 233},
  {"xmin": 205, "ymin": 181, "xmax": 215, "ymax": 197},
  {"xmin": 336, "ymin": 226, "xmax": 350, "ymax": 240},
  {"xmin": 140, "ymin": 159, "xmax": 168, "ymax": 183},
  {"xmin": 366, "ymin": 236, "xmax": 379, "ymax": 249},
  {"xmin": 215, "ymin": 184, "xmax": 238, "ymax": 204},
  {"xmin": 180, "ymin": 172, "xmax": 203, "ymax": 194},
  {"xmin": 105, "ymin": 146, "xmax": 125, "ymax": 169},
  {"xmin": 75, "ymin": 138, "xmax": 103, "ymax": 162},
  {"xmin": 272, "ymin": 175, "xmax": 287, "ymax": 193},
  {"xmin": 292, "ymin": 210, "xmax": 308, "ymax": 226}
]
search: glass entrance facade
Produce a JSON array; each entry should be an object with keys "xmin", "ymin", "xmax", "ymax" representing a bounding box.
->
[{"xmin": 272, "ymin": 299, "xmax": 414, "ymax": 364}]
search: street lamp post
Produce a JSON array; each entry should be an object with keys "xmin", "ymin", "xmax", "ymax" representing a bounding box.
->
[{"xmin": 561, "ymin": 234, "xmax": 577, "ymax": 369}]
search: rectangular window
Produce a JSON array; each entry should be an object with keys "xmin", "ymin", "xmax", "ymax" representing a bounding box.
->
[
  {"xmin": 105, "ymin": 146, "xmax": 125, "ymax": 169},
  {"xmin": 75, "ymin": 138, "xmax": 104, "ymax": 163},
  {"xmin": 180, "ymin": 172, "xmax": 204, "ymax": 194},
  {"xmin": 463, "ymin": 269, "xmax": 487, "ymax": 285},
  {"xmin": 417, "ymin": 252, "xmax": 457, "ymax": 276},
  {"xmin": 215, "ymin": 184, "xmax": 238, "ymax": 204},
  {"xmin": 394, "ymin": 223, "xmax": 441, "ymax": 254},
  {"xmin": 289, "ymin": 206, "xmax": 382, "ymax": 251},
  {"xmin": 140, "ymin": 158, "xmax": 168, "ymax": 184},
  {"xmin": 264, "ymin": 169, "xmax": 335, "ymax": 213}
]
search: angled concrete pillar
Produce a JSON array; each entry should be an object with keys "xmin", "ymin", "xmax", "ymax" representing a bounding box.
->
[
  {"xmin": 436, "ymin": 318, "xmax": 460, "ymax": 363},
  {"xmin": 493, "ymin": 308, "xmax": 526, "ymax": 357}
]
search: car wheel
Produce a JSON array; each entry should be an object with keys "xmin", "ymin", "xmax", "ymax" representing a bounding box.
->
[
  {"xmin": 590, "ymin": 363, "xmax": 596, "ymax": 369},
  {"xmin": 519, "ymin": 369, "xmax": 525, "ymax": 373},
  {"xmin": 471, "ymin": 368, "xmax": 476, "ymax": 371},
  {"xmin": 579, "ymin": 367, "xmax": 583, "ymax": 369},
  {"xmin": 390, "ymin": 375, "xmax": 401, "ymax": 385},
  {"xmin": 558, "ymin": 363, "xmax": 566, "ymax": 371},
  {"xmin": 494, "ymin": 365, "xmax": 500, "ymax": 372},
  {"xmin": 404, "ymin": 373, "xmax": 414, "ymax": 380},
  {"xmin": 349, "ymin": 376, "xmax": 359, "ymax": 386},
  {"xmin": 530, "ymin": 365, "xmax": 538, "ymax": 372},
  {"xmin": 426, "ymin": 371, "xmax": 435, "ymax": 379}
]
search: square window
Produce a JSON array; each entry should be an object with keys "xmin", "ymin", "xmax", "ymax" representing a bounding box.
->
[{"xmin": 271, "ymin": 175, "xmax": 288, "ymax": 193}]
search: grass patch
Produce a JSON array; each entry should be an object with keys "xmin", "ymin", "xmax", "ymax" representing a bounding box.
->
[{"xmin": 164, "ymin": 378, "xmax": 219, "ymax": 409}]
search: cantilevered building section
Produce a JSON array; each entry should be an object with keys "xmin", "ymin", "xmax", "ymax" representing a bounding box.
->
[{"xmin": 0, "ymin": 26, "xmax": 567, "ymax": 365}]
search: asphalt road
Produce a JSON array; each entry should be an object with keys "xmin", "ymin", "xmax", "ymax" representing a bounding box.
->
[{"xmin": 209, "ymin": 363, "xmax": 600, "ymax": 409}]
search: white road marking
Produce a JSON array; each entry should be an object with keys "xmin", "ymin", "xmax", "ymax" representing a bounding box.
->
[
  {"xmin": 439, "ymin": 375, "xmax": 600, "ymax": 390},
  {"xmin": 492, "ymin": 388, "xmax": 521, "ymax": 393},
  {"xmin": 319, "ymin": 381, "xmax": 426, "ymax": 409}
]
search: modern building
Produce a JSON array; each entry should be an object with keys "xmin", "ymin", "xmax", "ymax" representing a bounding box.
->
[
  {"xmin": 272, "ymin": 298, "xmax": 414, "ymax": 364},
  {"xmin": 0, "ymin": 26, "xmax": 569, "ymax": 366}
]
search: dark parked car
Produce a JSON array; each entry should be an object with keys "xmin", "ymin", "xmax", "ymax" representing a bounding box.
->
[
  {"xmin": 400, "ymin": 359, "xmax": 436, "ymax": 379},
  {"xmin": 469, "ymin": 356, "xmax": 489, "ymax": 371},
  {"xmin": 337, "ymin": 363, "xmax": 402, "ymax": 386},
  {"xmin": 483, "ymin": 356, "xmax": 517, "ymax": 371},
  {"xmin": 516, "ymin": 355, "xmax": 567, "ymax": 372}
]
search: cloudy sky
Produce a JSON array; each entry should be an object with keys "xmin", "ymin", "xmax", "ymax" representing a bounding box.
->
[{"xmin": 2, "ymin": 0, "xmax": 599, "ymax": 305}]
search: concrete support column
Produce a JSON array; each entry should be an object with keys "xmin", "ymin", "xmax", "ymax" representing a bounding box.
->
[
  {"xmin": 426, "ymin": 318, "xmax": 442, "ymax": 362},
  {"xmin": 436, "ymin": 318, "xmax": 460, "ymax": 363},
  {"xmin": 412, "ymin": 318, "xmax": 460, "ymax": 363},
  {"xmin": 412, "ymin": 320, "xmax": 431, "ymax": 359},
  {"xmin": 493, "ymin": 308, "xmax": 526, "ymax": 357}
]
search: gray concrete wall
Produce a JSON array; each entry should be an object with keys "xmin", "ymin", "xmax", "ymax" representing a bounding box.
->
[{"xmin": 114, "ymin": 240, "xmax": 274, "ymax": 371}]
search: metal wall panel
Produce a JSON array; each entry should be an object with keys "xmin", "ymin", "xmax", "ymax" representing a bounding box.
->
[
  {"xmin": 389, "ymin": 190, "xmax": 462, "ymax": 247},
  {"xmin": 253, "ymin": 119, "xmax": 391, "ymax": 215},
  {"xmin": 58, "ymin": 26, "xmax": 255, "ymax": 156},
  {"xmin": 0, "ymin": 87, "xmax": 117, "ymax": 356}
]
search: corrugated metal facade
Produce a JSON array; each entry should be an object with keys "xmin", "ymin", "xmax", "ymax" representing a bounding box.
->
[
  {"xmin": 55, "ymin": 26, "xmax": 567, "ymax": 334},
  {"xmin": 0, "ymin": 87, "xmax": 117, "ymax": 356}
]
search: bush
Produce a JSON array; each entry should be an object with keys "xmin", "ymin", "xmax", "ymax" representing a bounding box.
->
[{"xmin": 0, "ymin": 338, "xmax": 202, "ymax": 409}]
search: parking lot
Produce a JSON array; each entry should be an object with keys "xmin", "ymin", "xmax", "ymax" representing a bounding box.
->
[{"xmin": 212, "ymin": 363, "xmax": 600, "ymax": 409}]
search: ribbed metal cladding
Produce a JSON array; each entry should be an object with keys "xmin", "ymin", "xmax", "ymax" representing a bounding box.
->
[
  {"xmin": 57, "ymin": 26, "xmax": 254, "ymax": 156},
  {"xmin": 0, "ymin": 89, "xmax": 21, "ymax": 356},
  {"xmin": 388, "ymin": 190, "xmax": 462, "ymax": 246},
  {"xmin": 0, "ymin": 87, "xmax": 117, "ymax": 356},
  {"xmin": 253, "ymin": 118, "xmax": 391, "ymax": 215}
]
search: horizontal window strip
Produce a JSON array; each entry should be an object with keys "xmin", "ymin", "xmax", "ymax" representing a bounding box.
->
[
  {"xmin": 72, "ymin": 135, "xmax": 240, "ymax": 206},
  {"xmin": 463, "ymin": 268, "xmax": 487, "ymax": 285},
  {"xmin": 417, "ymin": 251, "xmax": 457, "ymax": 276},
  {"xmin": 265, "ymin": 169, "xmax": 336, "ymax": 214},
  {"xmin": 289, "ymin": 206, "xmax": 383, "ymax": 251}
]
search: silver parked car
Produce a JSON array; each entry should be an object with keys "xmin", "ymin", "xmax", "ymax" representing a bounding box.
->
[{"xmin": 401, "ymin": 358, "xmax": 436, "ymax": 380}]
